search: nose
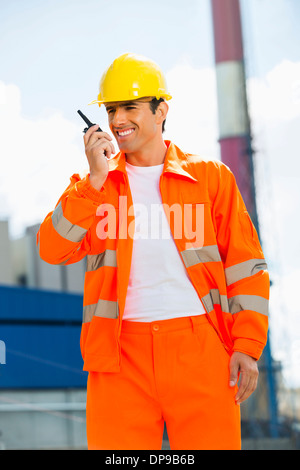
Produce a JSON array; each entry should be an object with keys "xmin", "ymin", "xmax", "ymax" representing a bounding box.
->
[{"xmin": 111, "ymin": 106, "xmax": 128, "ymax": 127}]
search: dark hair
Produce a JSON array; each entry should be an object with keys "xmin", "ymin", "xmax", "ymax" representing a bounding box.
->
[{"xmin": 149, "ymin": 98, "xmax": 166, "ymax": 133}]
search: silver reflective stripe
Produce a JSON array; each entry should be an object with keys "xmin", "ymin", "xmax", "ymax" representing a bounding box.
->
[
  {"xmin": 225, "ymin": 259, "xmax": 268, "ymax": 286},
  {"xmin": 83, "ymin": 299, "xmax": 119, "ymax": 323},
  {"xmin": 201, "ymin": 289, "xmax": 269, "ymax": 317},
  {"xmin": 181, "ymin": 245, "xmax": 221, "ymax": 268},
  {"xmin": 201, "ymin": 289, "xmax": 229, "ymax": 314},
  {"xmin": 52, "ymin": 201, "xmax": 87, "ymax": 243},
  {"xmin": 86, "ymin": 250, "xmax": 117, "ymax": 271},
  {"xmin": 229, "ymin": 294, "xmax": 269, "ymax": 317}
]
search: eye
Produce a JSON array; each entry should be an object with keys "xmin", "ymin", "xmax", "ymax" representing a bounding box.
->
[{"xmin": 126, "ymin": 106, "xmax": 136, "ymax": 110}]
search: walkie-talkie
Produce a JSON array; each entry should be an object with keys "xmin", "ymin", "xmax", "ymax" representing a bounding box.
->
[{"xmin": 77, "ymin": 109, "xmax": 103, "ymax": 133}]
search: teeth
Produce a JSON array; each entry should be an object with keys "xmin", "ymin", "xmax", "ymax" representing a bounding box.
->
[{"xmin": 118, "ymin": 129, "xmax": 134, "ymax": 136}]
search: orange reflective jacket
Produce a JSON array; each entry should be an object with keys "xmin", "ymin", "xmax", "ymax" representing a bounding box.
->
[{"xmin": 37, "ymin": 141, "xmax": 269, "ymax": 372}]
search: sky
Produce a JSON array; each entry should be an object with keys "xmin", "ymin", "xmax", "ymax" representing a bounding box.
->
[{"xmin": 0, "ymin": 0, "xmax": 300, "ymax": 388}]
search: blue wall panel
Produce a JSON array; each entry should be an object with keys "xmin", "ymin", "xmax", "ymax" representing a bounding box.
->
[{"xmin": 0, "ymin": 285, "xmax": 88, "ymax": 389}]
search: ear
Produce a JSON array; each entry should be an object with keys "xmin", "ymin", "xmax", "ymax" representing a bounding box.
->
[{"xmin": 155, "ymin": 101, "xmax": 169, "ymax": 125}]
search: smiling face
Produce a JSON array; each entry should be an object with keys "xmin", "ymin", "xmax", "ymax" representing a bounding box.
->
[{"xmin": 105, "ymin": 98, "xmax": 168, "ymax": 155}]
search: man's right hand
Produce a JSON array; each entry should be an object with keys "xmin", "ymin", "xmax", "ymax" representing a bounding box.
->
[{"xmin": 83, "ymin": 124, "xmax": 116, "ymax": 191}]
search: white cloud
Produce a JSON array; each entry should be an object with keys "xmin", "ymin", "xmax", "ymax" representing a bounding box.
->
[
  {"xmin": 248, "ymin": 60, "xmax": 300, "ymax": 123},
  {"xmin": 165, "ymin": 63, "xmax": 219, "ymax": 158},
  {"xmin": 0, "ymin": 81, "xmax": 87, "ymax": 236},
  {"xmin": 270, "ymin": 269, "xmax": 300, "ymax": 388}
]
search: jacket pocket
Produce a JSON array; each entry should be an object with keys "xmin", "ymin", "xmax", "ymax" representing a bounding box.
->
[{"xmin": 81, "ymin": 316, "xmax": 120, "ymax": 372}]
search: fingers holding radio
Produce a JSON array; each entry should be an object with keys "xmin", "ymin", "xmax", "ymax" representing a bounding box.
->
[
  {"xmin": 84, "ymin": 126, "xmax": 115, "ymax": 158},
  {"xmin": 84, "ymin": 125, "xmax": 115, "ymax": 151},
  {"xmin": 83, "ymin": 126, "xmax": 116, "ymax": 188}
]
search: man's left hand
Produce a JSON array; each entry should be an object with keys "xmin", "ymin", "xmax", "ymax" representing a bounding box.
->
[{"xmin": 229, "ymin": 351, "xmax": 259, "ymax": 404}]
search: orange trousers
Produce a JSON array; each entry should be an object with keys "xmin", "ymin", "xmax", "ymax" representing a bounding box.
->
[{"xmin": 86, "ymin": 315, "xmax": 241, "ymax": 450}]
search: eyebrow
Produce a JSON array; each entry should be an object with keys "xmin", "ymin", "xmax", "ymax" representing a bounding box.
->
[{"xmin": 105, "ymin": 101, "xmax": 140, "ymax": 112}]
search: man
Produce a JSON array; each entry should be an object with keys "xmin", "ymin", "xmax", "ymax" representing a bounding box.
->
[{"xmin": 37, "ymin": 53, "xmax": 269, "ymax": 450}]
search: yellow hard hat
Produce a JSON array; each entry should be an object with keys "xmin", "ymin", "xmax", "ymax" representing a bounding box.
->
[{"xmin": 89, "ymin": 53, "xmax": 172, "ymax": 106}]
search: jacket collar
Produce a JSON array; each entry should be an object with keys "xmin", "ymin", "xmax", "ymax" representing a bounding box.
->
[{"xmin": 108, "ymin": 140, "xmax": 197, "ymax": 182}]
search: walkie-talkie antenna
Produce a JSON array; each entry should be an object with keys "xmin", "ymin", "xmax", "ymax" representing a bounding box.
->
[{"xmin": 77, "ymin": 109, "xmax": 103, "ymax": 133}]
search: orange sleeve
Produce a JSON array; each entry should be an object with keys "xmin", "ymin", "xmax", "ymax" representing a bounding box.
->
[
  {"xmin": 212, "ymin": 163, "xmax": 269, "ymax": 360},
  {"xmin": 37, "ymin": 173, "xmax": 106, "ymax": 265}
]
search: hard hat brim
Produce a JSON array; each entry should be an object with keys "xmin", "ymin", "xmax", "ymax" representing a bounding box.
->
[{"xmin": 88, "ymin": 93, "xmax": 172, "ymax": 107}]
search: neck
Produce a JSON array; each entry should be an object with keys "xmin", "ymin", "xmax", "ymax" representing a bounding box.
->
[{"xmin": 125, "ymin": 137, "xmax": 167, "ymax": 167}]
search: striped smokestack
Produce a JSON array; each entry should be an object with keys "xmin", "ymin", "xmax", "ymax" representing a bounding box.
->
[
  {"xmin": 210, "ymin": 0, "xmax": 279, "ymax": 438},
  {"xmin": 211, "ymin": 0, "xmax": 257, "ymax": 226}
]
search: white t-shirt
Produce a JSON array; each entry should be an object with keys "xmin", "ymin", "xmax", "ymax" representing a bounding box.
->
[{"xmin": 123, "ymin": 161, "xmax": 206, "ymax": 322}]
